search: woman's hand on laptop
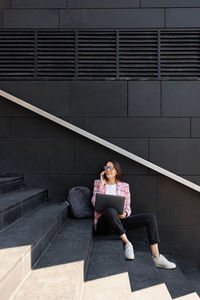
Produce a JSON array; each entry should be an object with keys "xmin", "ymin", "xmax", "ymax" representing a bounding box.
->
[{"xmin": 118, "ymin": 211, "xmax": 127, "ymax": 219}]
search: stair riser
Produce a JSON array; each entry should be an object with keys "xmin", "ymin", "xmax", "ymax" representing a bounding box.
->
[
  {"xmin": 84, "ymin": 231, "xmax": 93, "ymax": 280},
  {"xmin": 0, "ymin": 179, "xmax": 23, "ymax": 194},
  {"xmin": 0, "ymin": 192, "xmax": 48, "ymax": 231},
  {"xmin": 31, "ymin": 207, "xmax": 69, "ymax": 267},
  {"xmin": 0, "ymin": 206, "xmax": 69, "ymax": 300}
]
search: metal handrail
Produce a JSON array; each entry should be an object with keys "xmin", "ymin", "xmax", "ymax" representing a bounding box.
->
[{"xmin": 1, "ymin": 89, "xmax": 200, "ymax": 193}]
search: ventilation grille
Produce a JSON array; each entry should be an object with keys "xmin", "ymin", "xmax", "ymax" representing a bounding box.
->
[
  {"xmin": 78, "ymin": 31, "xmax": 116, "ymax": 79},
  {"xmin": 119, "ymin": 31, "xmax": 158, "ymax": 79},
  {"xmin": 0, "ymin": 29, "xmax": 199, "ymax": 80},
  {"xmin": 161, "ymin": 30, "xmax": 200, "ymax": 79},
  {"xmin": 37, "ymin": 31, "xmax": 75, "ymax": 78},
  {"xmin": 0, "ymin": 31, "xmax": 35, "ymax": 78}
]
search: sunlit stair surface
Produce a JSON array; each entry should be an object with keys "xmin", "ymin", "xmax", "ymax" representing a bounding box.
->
[
  {"xmin": 174, "ymin": 293, "xmax": 200, "ymax": 299},
  {"xmin": 0, "ymin": 201, "xmax": 69, "ymax": 299},
  {"xmin": 85, "ymin": 234, "xmax": 198, "ymax": 299},
  {"xmin": 83, "ymin": 272, "xmax": 132, "ymax": 300},
  {"xmin": 11, "ymin": 224, "xmax": 200, "ymax": 300},
  {"xmin": 11, "ymin": 218, "xmax": 93, "ymax": 300},
  {"xmin": 131, "ymin": 283, "xmax": 172, "ymax": 300}
]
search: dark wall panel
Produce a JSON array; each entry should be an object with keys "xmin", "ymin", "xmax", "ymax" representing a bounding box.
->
[
  {"xmin": 74, "ymin": 137, "xmax": 149, "ymax": 175},
  {"xmin": 128, "ymin": 81, "xmax": 161, "ymax": 117},
  {"xmin": 157, "ymin": 175, "xmax": 200, "ymax": 226},
  {"xmin": 141, "ymin": 0, "xmax": 200, "ymax": 7},
  {"xmin": 0, "ymin": 10, "xmax": 3, "ymax": 27},
  {"xmin": 24, "ymin": 174, "xmax": 95, "ymax": 201},
  {"xmin": 45, "ymin": 174, "xmax": 95, "ymax": 201},
  {"xmin": 105, "ymin": 138, "xmax": 148, "ymax": 160},
  {"xmin": 166, "ymin": 8, "xmax": 200, "ymax": 27},
  {"xmin": 0, "ymin": 138, "xmax": 75, "ymax": 174},
  {"xmin": 68, "ymin": 0, "xmax": 140, "ymax": 8},
  {"xmin": 0, "ymin": 1, "xmax": 10, "ymax": 8},
  {"xmin": 149, "ymin": 138, "xmax": 200, "ymax": 175},
  {"xmin": 12, "ymin": 0, "xmax": 67, "ymax": 8},
  {"xmin": 191, "ymin": 118, "xmax": 200, "ymax": 137},
  {"xmin": 71, "ymin": 81, "xmax": 127, "ymax": 117},
  {"xmin": 159, "ymin": 225, "xmax": 200, "ymax": 262},
  {"xmin": 0, "ymin": 118, "xmax": 9, "ymax": 137},
  {"xmin": 162, "ymin": 81, "xmax": 200, "ymax": 117},
  {"xmin": 0, "ymin": 96, "xmax": 35, "ymax": 117},
  {"xmin": 124, "ymin": 174, "xmax": 158, "ymax": 214},
  {"xmin": 60, "ymin": 9, "xmax": 164, "ymax": 28},
  {"xmin": 9, "ymin": 117, "xmax": 83, "ymax": 138},
  {"xmin": 183, "ymin": 175, "xmax": 200, "ymax": 186},
  {"xmin": 0, "ymin": 81, "xmax": 70, "ymax": 117},
  {"xmin": 84, "ymin": 117, "xmax": 190, "ymax": 138},
  {"xmin": 4, "ymin": 9, "xmax": 59, "ymax": 28}
]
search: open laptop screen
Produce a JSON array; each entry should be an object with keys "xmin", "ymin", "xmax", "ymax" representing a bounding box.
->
[{"xmin": 95, "ymin": 193, "xmax": 125, "ymax": 214}]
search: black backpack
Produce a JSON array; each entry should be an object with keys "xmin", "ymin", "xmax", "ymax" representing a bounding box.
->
[{"xmin": 68, "ymin": 186, "xmax": 94, "ymax": 218}]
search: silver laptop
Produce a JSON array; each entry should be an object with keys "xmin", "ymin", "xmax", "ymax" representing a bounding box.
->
[{"xmin": 95, "ymin": 193, "xmax": 125, "ymax": 214}]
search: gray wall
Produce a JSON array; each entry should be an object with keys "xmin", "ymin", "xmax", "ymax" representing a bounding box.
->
[
  {"xmin": 1, "ymin": 0, "xmax": 200, "ymax": 28},
  {"xmin": 0, "ymin": 0, "xmax": 200, "ymax": 264}
]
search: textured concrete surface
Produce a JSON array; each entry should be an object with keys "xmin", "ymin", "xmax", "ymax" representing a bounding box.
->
[
  {"xmin": 174, "ymin": 293, "xmax": 200, "ymax": 300},
  {"xmin": 86, "ymin": 235, "xmax": 195, "ymax": 299},
  {"xmin": 13, "ymin": 261, "xmax": 84, "ymax": 300},
  {"xmin": 0, "ymin": 176, "xmax": 20, "ymax": 183},
  {"xmin": 0, "ymin": 188, "xmax": 46, "ymax": 210},
  {"xmin": 179, "ymin": 264, "xmax": 200, "ymax": 297},
  {"xmin": 0, "ymin": 187, "xmax": 47, "ymax": 230},
  {"xmin": 0, "ymin": 202, "xmax": 68, "ymax": 299},
  {"xmin": 12, "ymin": 218, "xmax": 93, "ymax": 300},
  {"xmin": 131, "ymin": 283, "xmax": 171, "ymax": 300},
  {"xmin": 83, "ymin": 272, "xmax": 132, "ymax": 300},
  {"xmin": 0, "ymin": 176, "xmax": 22, "ymax": 194}
]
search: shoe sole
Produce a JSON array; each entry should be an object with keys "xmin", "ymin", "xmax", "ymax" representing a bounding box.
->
[
  {"xmin": 156, "ymin": 264, "xmax": 176, "ymax": 269},
  {"xmin": 125, "ymin": 256, "xmax": 135, "ymax": 260}
]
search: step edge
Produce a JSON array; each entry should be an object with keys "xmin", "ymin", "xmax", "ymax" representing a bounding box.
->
[
  {"xmin": 0, "ymin": 205, "xmax": 68, "ymax": 282},
  {"xmin": 0, "ymin": 189, "xmax": 48, "ymax": 213}
]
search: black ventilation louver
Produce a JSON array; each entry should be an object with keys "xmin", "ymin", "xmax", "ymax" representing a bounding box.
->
[
  {"xmin": 0, "ymin": 29, "xmax": 199, "ymax": 80},
  {"xmin": 37, "ymin": 31, "xmax": 75, "ymax": 78},
  {"xmin": 78, "ymin": 31, "xmax": 116, "ymax": 79},
  {"xmin": 0, "ymin": 31, "xmax": 35, "ymax": 78},
  {"xmin": 160, "ymin": 30, "xmax": 200, "ymax": 79},
  {"xmin": 119, "ymin": 31, "xmax": 158, "ymax": 79}
]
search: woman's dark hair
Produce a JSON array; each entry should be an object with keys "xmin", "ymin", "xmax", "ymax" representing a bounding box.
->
[{"xmin": 104, "ymin": 160, "xmax": 123, "ymax": 182}]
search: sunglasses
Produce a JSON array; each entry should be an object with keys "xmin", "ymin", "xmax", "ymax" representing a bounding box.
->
[{"xmin": 104, "ymin": 166, "xmax": 114, "ymax": 171}]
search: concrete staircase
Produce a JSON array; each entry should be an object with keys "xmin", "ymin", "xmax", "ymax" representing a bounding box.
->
[
  {"xmin": 0, "ymin": 175, "xmax": 199, "ymax": 300},
  {"xmin": 84, "ymin": 235, "xmax": 200, "ymax": 300},
  {"xmin": 0, "ymin": 175, "xmax": 69, "ymax": 300}
]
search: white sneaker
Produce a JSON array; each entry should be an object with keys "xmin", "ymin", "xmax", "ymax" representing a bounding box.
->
[
  {"xmin": 124, "ymin": 242, "xmax": 134, "ymax": 260},
  {"xmin": 153, "ymin": 254, "xmax": 176, "ymax": 269}
]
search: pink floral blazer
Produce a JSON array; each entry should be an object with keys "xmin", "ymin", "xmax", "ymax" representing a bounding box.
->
[{"xmin": 91, "ymin": 179, "xmax": 132, "ymax": 229}]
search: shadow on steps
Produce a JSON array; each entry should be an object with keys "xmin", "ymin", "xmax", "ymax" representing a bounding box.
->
[{"xmin": 86, "ymin": 233, "xmax": 195, "ymax": 299}]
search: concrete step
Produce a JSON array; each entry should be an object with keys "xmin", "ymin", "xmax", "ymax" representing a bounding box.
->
[
  {"xmin": 86, "ymin": 235, "xmax": 195, "ymax": 299},
  {"xmin": 174, "ymin": 292, "xmax": 200, "ymax": 299},
  {"xmin": 0, "ymin": 187, "xmax": 48, "ymax": 230},
  {"xmin": 0, "ymin": 202, "xmax": 69, "ymax": 300},
  {"xmin": 0, "ymin": 175, "xmax": 23, "ymax": 194},
  {"xmin": 178, "ymin": 264, "xmax": 200, "ymax": 297},
  {"xmin": 83, "ymin": 272, "xmax": 132, "ymax": 300},
  {"xmin": 131, "ymin": 283, "xmax": 172, "ymax": 300},
  {"xmin": 12, "ymin": 218, "xmax": 93, "ymax": 300}
]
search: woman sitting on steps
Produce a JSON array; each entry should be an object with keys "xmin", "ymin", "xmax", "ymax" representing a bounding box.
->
[{"xmin": 91, "ymin": 160, "xmax": 176, "ymax": 269}]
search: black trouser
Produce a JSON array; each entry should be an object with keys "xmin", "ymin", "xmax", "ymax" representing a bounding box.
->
[{"xmin": 96, "ymin": 207, "xmax": 160, "ymax": 245}]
